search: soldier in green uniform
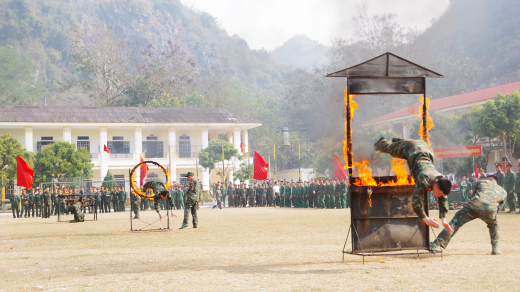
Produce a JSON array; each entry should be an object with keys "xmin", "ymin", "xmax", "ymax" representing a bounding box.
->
[
  {"xmin": 375, "ymin": 137, "xmax": 453, "ymax": 230},
  {"xmin": 105, "ymin": 187, "xmax": 113, "ymax": 212},
  {"xmin": 503, "ymin": 162, "xmax": 516, "ymax": 212},
  {"xmin": 51, "ymin": 188, "xmax": 58, "ymax": 215},
  {"xmin": 94, "ymin": 188, "xmax": 101, "ymax": 214},
  {"xmin": 42, "ymin": 187, "xmax": 51, "ymax": 218},
  {"xmin": 131, "ymin": 191, "xmax": 141, "ymax": 219},
  {"xmin": 64, "ymin": 195, "xmax": 85, "ymax": 223},
  {"xmin": 100, "ymin": 187, "xmax": 107, "ymax": 213},
  {"xmin": 10, "ymin": 189, "xmax": 20, "ymax": 218},
  {"xmin": 20, "ymin": 189, "xmax": 29, "ymax": 218},
  {"xmin": 227, "ymin": 184, "xmax": 234, "ymax": 208},
  {"xmin": 111, "ymin": 187, "xmax": 118, "ymax": 212},
  {"xmin": 466, "ymin": 178, "xmax": 474, "ymax": 201},
  {"xmin": 459, "ymin": 176, "xmax": 467, "ymax": 201},
  {"xmin": 494, "ymin": 163, "xmax": 505, "ymax": 188},
  {"xmin": 120, "ymin": 186, "xmax": 127, "ymax": 212},
  {"xmin": 247, "ymin": 184, "xmax": 255, "ymax": 207},
  {"xmin": 180, "ymin": 172, "xmax": 199, "ymax": 229},
  {"xmin": 221, "ymin": 182, "xmax": 227, "ymax": 208},
  {"xmin": 430, "ymin": 175, "xmax": 506, "ymax": 255},
  {"xmin": 34, "ymin": 189, "xmax": 42, "ymax": 217},
  {"xmin": 177, "ymin": 185, "xmax": 185, "ymax": 209},
  {"xmin": 28, "ymin": 189, "xmax": 35, "ymax": 217},
  {"xmin": 241, "ymin": 184, "xmax": 247, "ymax": 207},
  {"xmin": 142, "ymin": 180, "xmax": 176, "ymax": 221}
]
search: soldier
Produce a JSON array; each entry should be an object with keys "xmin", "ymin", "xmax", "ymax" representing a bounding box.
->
[
  {"xmin": 267, "ymin": 183, "xmax": 274, "ymax": 207},
  {"xmin": 459, "ymin": 176, "xmax": 467, "ymax": 201},
  {"xmin": 180, "ymin": 172, "xmax": 199, "ymax": 229},
  {"xmin": 375, "ymin": 137, "xmax": 453, "ymax": 230},
  {"xmin": 64, "ymin": 195, "xmax": 85, "ymax": 223},
  {"xmin": 34, "ymin": 189, "xmax": 42, "ymax": 217},
  {"xmin": 430, "ymin": 175, "xmax": 506, "ymax": 255},
  {"xmin": 10, "ymin": 190, "xmax": 20, "ymax": 218},
  {"xmin": 93, "ymin": 187, "xmax": 100, "ymax": 214},
  {"xmin": 227, "ymin": 184, "xmax": 234, "ymax": 208},
  {"xmin": 42, "ymin": 187, "xmax": 51, "ymax": 218},
  {"xmin": 142, "ymin": 180, "xmax": 176, "ymax": 221},
  {"xmin": 212, "ymin": 183, "xmax": 222, "ymax": 210},
  {"xmin": 100, "ymin": 187, "xmax": 107, "ymax": 213},
  {"xmin": 221, "ymin": 182, "xmax": 227, "ymax": 208},
  {"xmin": 176, "ymin": 185, "xmax": 185, "ymax": 210},
  {"xmin": 494, "ymin": 162, "xmax": 505, "ymax": 188},
  {"xmin": 120, "ymin": 186, "xmax": 127, "ymax": 212},
  {"xmin": 51, "ymin": 188, "xmax": 58, "ymax": 215},
  {"xmin": 131, "ymin": 191, "xmax": 141, "ymax": 219},
  {"xmin": 28, "ymin": 189, "xmax": 35, "ymax": 217},
  {"xmin": 503, "ymin": 162, "xmax": 516, "ymax": 212},
  {"xmin": 20, "ymin": 189, "xmax": 29, "ymax": 218},
  {"xmin": 247, "ymin": 184, "xmax": 255, "ymax": 207},
  {"xmin": 466, "ymin": 177, "xmax": 474, "ymax": 199},
  {"xmin": 111, "ymin": 187, "xmax": 119, "ymax": 212}
]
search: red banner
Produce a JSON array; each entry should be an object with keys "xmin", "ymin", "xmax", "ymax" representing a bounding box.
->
[
  {"xmin": 433, "ymin": 145, "xmax": 483, "ymax": 158},
  {"xmin": 140, "ymin": 156, "xmax": 149, "ymax": 187},
  {"xmin": 17, "ymin": 156, "xmax": 34, "ymax": 190},
  {"xmin": 253, "ymin": 151, "xmax": 268, "ymax": 180},
  {"xmin": 333, "ymin": 154, "xmax": 347, "ymax": 179}
]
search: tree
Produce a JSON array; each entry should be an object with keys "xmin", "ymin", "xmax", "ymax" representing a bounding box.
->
[
  {"xmin": 0, "ymin": 134, "xmax": 34, "ymax": 187},
  {"xmin": 34, "ymin": 142, "xmax": 93, "ymax": 184},
  {"xmin": 234, "ymin": 163, "xmax": 253, "ymax": 182},
  {"xmin": 102, "ymin": 170, "xmax": 117, "ymax": 189},
  {"xmin": 0, "ymin": 46, "xmax": 41, "ymax": 105},
  {"xmin": 198, "ymin": 140, "xmax": 240, "ymax": 182},
  {"xmin": 464, "ymin": 91, "xmax": 520, "ymax": 164}
]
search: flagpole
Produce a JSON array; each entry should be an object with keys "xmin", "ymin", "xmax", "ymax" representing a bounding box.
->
[
  {"xmin": 273, "ymin": 144, "xmax": 276, "ymax": 182},
  {"xmin": 298, "ymin": 144, "xmax": 301, "ymax": 181},
  {"xmin": 196, "ymin": 145, "xmax": 199, "ymax": 181},
  {"xmin": 222, "ymin": 144, "xmax": 225, "ymax": 183},
  {"xmin": 248, "ymin": 146, "xmax": 250, "ymax": 185}
]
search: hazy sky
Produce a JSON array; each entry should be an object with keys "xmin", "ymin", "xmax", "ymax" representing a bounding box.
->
[{"xmin": 184, "ymin": 0, "xmax": 451, "ymax": 51}]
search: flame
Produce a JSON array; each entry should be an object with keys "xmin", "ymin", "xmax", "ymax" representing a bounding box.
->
[
  {"xmin": 343, "ymin": 86, "xmax": 357, "ymax": 170},
  {"xmin": 353, "ymin": 159, "xmax": 415, "ymax": 187},
  {"xmin": 417, "ymin": 96, "xmax": 433, "ymax": 146}
]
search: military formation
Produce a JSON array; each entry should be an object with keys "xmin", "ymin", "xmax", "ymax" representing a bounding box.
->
[
  {"xmin": 9, "ymin": 185, "xmax": 129, "ymax": 221},
  {"xmin": 211, "ymin": 177, "xmax": 350, "ymax": 209}
]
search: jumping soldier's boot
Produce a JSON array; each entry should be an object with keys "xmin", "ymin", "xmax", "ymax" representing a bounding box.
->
[
  {"xmin": 179, "ymin": 224, "xmax": 188, "ymax": 230},
  {"xmin": 429, "ymin": 241, "xmax": 440, "ymax": 250},
  {"xmin": 491, "ymin": 245, "xmax": 501, "ymax": 255},
  {"xmin": 374, "ymin": 137, "xmax": 386, "ymax": 151}
]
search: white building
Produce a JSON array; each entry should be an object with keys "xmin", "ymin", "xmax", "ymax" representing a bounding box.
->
[{"xmin": 0, "ymin": 106, "xmax": 261, "ymax": 190}]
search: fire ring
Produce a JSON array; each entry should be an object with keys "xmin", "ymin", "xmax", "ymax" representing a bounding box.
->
[{"xmin": 130, "ymin": 161, "xmax": 171, "ymax": 199}]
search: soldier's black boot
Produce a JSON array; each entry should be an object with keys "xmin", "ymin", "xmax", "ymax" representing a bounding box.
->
[{"xmin": 492, "ymin": 245, "xmax": 501, "ymax": 255}]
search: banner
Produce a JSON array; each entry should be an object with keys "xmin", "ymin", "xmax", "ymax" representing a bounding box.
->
[
  {"xmin": 333, "ymin": 153, "xmax": 347, "ymax": 179},
  {"xmin": 16, "ymin": 156, "xmax": 34, "ymax": 190},
  {"xmin": 103, "ymin": 144, "xmax": 112, "ymax": 154},
  {"xmin": 433, "ymin": 145, "xmax": 483, "ymax": 158},
  {"xmin": 140, "ymin": 156, "xmax": 149, "ymax": 187},
  {"xmin": 253, "ymin": 151, "xmax": 268, "ymax": 180}
]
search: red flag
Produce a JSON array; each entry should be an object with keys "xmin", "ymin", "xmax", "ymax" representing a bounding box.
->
[
  {"xmin": 333, "ymin": 153, "xmax": 347, "ymax": 179},
  {"xmin": 253, "ymin": 151, "xmax": 268, "ymax": 180},
  {"xmin": 140, "ymin": 157, "xmax": 149, "ymax": 187},
  {"xmin": 17, "ymin": 156, "xmax": 34, "ymax": 190},
  {"xmin": 103, "ymin": 144, "xmax": 111, "ymax": 154},
  {"xmin": 240, "ymin": 142, "xmax": 244, "ymax": 152},
  {"xmin": 475, "ymin": 163, "xmax": 479, "ymax": 179}
]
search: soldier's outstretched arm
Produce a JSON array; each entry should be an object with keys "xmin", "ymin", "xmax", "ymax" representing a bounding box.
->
[{"xmin": 412, "ymin": 184, "xmax": 440, "ymax": 228}]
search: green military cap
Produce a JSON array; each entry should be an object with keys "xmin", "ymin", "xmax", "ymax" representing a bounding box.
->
[
  {"xmin": 505, "ymin": 162, "xmax": 513, "ymax": 167},
  {"xmin": 186, "ymin": 172, "xmax": 194, "ymax": 177},
  {"xmin": 495, "ymin": 162, "xmax": 502, "ymax": 167}
]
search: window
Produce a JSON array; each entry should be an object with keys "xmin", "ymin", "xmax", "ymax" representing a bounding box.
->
[
  {"xmin": 142, "ymin": 141, "xmax": 164, "ymax": 158},
  {"xmin": 112, "ymin": 136, "xmax": 124, "ymax": 141},
  {"xmin": 77, "ymin": 141, "xmax": 90, "ymax": 152},
  {"xmin": 37, "ymin": 141, "xmax": 54, "ymax": 152},
  {"xmin": 146, "ymin": 136, "xmax": 158, "ymax": 140},
  {"xmin": 77, "ymin": 136, "xmax": 89, "ymax": 140},
  {"xmin": 107, "ymin": 141, "xmax": 130, "ymax": 154},
  {"xmin": 114, "ymin": 175, "xmax": 125, "ymax": 187},
  {"xmin": 41, "ymin": 136, "xmax": 53, "ymax": 141},
  {"xmin": 179, "ymin": 136, "xmax": 191, "ymax": 158}
]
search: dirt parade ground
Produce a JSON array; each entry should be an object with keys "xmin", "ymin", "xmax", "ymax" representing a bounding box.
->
[{"xmin": 2, "ymin": 207, "xmax": 520, "ymax": 291}]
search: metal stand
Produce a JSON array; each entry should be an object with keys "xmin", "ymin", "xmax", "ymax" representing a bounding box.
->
[
  {"xmin": 57, "ymin": 196, "xmax": 97, "ymax": 222},
  {"xmin": 130, "ymin": 203, "xmax": 170, "ymax": 232}
]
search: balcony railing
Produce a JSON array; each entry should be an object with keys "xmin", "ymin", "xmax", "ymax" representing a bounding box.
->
[
  {"xmin": 110, "ymin": 153, "xmax": 134, "ymax": 159},
  {"xmin": 91, "ymin": 153, "xmax": 98, "ymax": 159}
]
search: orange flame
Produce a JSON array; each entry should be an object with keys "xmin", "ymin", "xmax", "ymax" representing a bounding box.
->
[
  {"xmin": 343, "ymin": 86, "xmax": 357, "ymax": 170},
  {"xmin": 353, "ymin": 159, "xmax": 415, "ymax": 187},
  {"xmin": 417, "ymin": 96, "xmax": 433, "ymax": 146}
]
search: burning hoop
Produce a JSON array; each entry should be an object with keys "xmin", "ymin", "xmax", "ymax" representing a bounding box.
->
[{"xmin": 130, "ymin": 161, "xmax": 171, "ymax": 199}]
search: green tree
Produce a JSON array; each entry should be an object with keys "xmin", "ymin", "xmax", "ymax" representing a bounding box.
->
[
  {"xmin": 0, "ymin": 46, "xmax": 41, "ymax": 105},
  {"xmin": 463, "ymin": 91, "xmax": 520, "ymax": 163},
  {"xmin": 34, "ymin": 141, "xmax": 93, "ymax": 184},
  {"xmin": 0, "ymin": 134, "xmax": 34, "ymax": 187},
  {"xmin": 198, "ymin": 140, "xmax": 240, "ymax": 182},
  {"xmin": 102, "ymin": 170, "xmax": 117, "ymax": 189},
  {"xmin": 234, "ymin": 163, "xmax": 253, "ymax": 182}
]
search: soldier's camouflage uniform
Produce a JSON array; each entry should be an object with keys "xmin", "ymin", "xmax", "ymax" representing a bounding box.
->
[
  {"xmin": 433, "ymin": 179, "xmax": 506, "ymax": 251},
  {"xmin": 64, "ymin": 198, "xmax": 85, "ymax": 222},
  {"xmin": 42, "ymin": 191, "xmax": 51, "ymax": 218},
  {"xmin": 131, "ymin": 191, "xmax": 141, "ymax": 218},
  {"xmin": 143, "ymin": 180, "xmax": 174, "ymax": 213},
  {"xmin": 181, "ymin": 179, "xmax": 199, "ymax": 228},
  {"xmin": 375, "ymin": 138, "xmax": 448, "ymax": 219}
]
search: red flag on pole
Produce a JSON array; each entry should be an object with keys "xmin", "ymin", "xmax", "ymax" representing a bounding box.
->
[
  {"xmin": 240, "ymin": 142, "xmax": 244, "ymax": 152},
  {"xmin": 475, "ymin": 163, "xmax": 479, "ymax": 179},
  {"xmin": 253, "ymin": 151, "xmax": 268, "ymax": 180},
  {"xmin": 333, "ymin": 153, "xmax": 347, "ymax": 179},
  {"xmin": 103, "ymin": 144, "xmax": 111, "ymax": 154},
  {"xmin": 140, "ymin": 157, "xmax": 149, "ymax": 187},
  {"xmin": 17, "ymin": 156, "xmax": 34, "ymax": 190}
]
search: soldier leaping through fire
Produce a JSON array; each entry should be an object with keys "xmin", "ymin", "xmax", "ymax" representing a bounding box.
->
[{"xmin": 374, "ymin": 137, "xmax": 454, "ymax": 231}]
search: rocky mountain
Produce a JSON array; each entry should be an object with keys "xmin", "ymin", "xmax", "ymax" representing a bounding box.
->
[{"xmin": 271, "ymin": 34, "xmax": 329, "ymax": 69}]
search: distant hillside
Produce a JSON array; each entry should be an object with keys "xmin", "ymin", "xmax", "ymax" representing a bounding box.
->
[
  {"xmin": 416, "ymin": 0, "xmax": 520, "ymax": 87},
  {"xmin": 0, "ymin": 0, "xmax": 289, "ymax": 106},
  {"xmin": 271, "ymin": 34, "xmax": 329, "ymax": 69}
]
